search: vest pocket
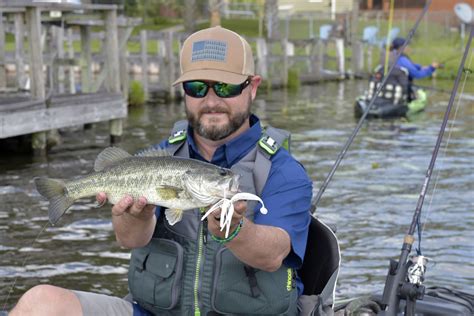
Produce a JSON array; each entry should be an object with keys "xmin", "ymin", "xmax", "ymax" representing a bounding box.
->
[
  {"xmin": 128, "ymin": 238, "xmax": 184, "ymax": 310},
  {"xmin": 211, "ymin": 248, "xmax": 298, "ymax": 315}
]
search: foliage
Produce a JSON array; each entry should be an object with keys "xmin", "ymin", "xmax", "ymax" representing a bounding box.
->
[
  {"xmin": 287, "ymin": 68, "xmax": 300, "ymax": 91},
  {"xmin": 128, "ymin": 80, "xmax": 146, "ymax": 106}
]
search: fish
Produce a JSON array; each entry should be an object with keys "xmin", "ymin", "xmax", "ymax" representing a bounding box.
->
[{"xmin": 34, "ymin": 147, "xmax": 240, "ymax": 225}]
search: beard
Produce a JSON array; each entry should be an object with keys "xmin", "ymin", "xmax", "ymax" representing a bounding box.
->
[{"xmin": 186, "ymin": 96, "xmax": 251, "ymax": 141}]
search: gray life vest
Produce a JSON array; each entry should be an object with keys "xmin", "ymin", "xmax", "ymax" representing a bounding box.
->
[
  {"xmin": 367, "ymin": 63, "xmax": 410, "ymax": 106},
  {"xmin": 128, "ymin": 120, "xmax": 299, "ymax": 315}
]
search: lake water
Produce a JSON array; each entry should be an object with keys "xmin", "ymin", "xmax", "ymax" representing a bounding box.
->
[{"xmin": 1, "ymin": 81, "xmax": 473, "ymax": 310}]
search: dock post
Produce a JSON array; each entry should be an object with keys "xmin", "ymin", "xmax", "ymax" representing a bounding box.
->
[
  {"xmin": 104, "ymin": 8, "xmax": 123, "ymax": 144},
  {"xmin": 26, "ymin": 7, "xmax": 47, "ymax": 154},
  {"xmin": 335, "ymin": 38, "xmax": 345, "ymax": 78},
  {"xmin": 0, "ymin": 11, "xmax": 6, "ymax": 90},
  {"xmin": 118, "ymin": 27, "xmax": 130, "ymax": 102},
  {"xmin": 55, "ymin": 24, "xmax": 65, "ymax": 94},
  {"xmin": 14, "ymin": 12, "xmax": 26, "ymax": 90},
  {"xmin": 80, "ymin": 25, "xmax": 92, "ymax": 94},
  {"xmin": 282, "ymin": 40, "xmax": 288, "ymax": 87},
  {"xmin": 140, "ymin": 29, "xmax": 148, "ymax": 99},
  {"xmin": 166, "ymin": 30, "xmax": 176, "ymax": 100},
  {"xmin": 316, "ymin": 39, "xmax": 324, "ymax": 77},
  {"xmin": 367, "ymin": 44, "xmax": 373, "ymax": 73},
  {"xmin": 256, "ymin": 38, "xmax": 268, "ymax": 80},
  {"xmin": 66, "ymin": 28, "xmax": 76, "ymax": 94},
  {"xmin": 352, "ymin": 41, "xmax": 364, "ymax": 76}
]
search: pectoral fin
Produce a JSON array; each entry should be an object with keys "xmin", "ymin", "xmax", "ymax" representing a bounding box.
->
[{"xmin": 165, "ymin": 209, "xmax": 184, "ymax": 225}]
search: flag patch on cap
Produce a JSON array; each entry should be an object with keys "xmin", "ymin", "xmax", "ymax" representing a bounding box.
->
[{"xmin": 191, "ymin": 40, "xmax": 227, "ymax": 62}]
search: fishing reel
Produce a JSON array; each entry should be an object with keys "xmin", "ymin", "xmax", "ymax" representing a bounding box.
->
[
  {"xmin": 394, "ymin": 255, "xmax": 429, "ymax": 315},
  {"xmin": 407, "ymin": 255, "xmax": 429, "ymax": 285}
]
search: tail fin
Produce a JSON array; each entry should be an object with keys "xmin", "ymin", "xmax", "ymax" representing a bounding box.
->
[{"xmin": 34, "ymin": 177, "xmax": 74, "ymax": 225}]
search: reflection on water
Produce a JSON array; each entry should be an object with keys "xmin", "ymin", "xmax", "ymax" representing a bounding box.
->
[{"xmin": 1, "ymin": 81, "xmax": 473, "ymax": 309}]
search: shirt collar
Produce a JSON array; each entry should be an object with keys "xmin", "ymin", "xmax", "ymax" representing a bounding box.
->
[{"xmin": 187, "ymin": 114, "xmax": 262, "ymax": 168}]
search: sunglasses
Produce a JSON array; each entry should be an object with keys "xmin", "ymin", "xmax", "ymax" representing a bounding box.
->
[{"xmin": 182, "ymin": 78, "xmax": 251, "ymax": 98}]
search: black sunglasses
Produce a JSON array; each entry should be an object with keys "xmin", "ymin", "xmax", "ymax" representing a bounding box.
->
[{"xmin": 182, "ymin": 78, "xmax": 252, "ymax": 98}]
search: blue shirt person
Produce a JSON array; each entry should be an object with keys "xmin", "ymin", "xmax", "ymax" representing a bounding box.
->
[
  {"xmin": 390, "ymin": 37, "xmax": 439, "ymax": 80},
  {"xmin": 9, "ymin": 26, "xmax": 312, "ymax": 316}
]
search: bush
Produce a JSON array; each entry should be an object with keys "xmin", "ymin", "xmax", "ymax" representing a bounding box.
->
[
  {"xmin": 287, "ymin": 68, "xmax": 300, "ymax": 91},
  {"xmin": 128, "ymin": 80, "xmax": 145, "ymax": 106}
]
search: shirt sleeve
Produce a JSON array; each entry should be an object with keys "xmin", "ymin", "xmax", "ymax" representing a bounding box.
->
[
  {"xmin": 253, "ymin": 153, "xmax": 312, "ymax": 269},
  {"xmin": 398, "ymin": 56, "xmax": 435, "ymax": 79}
]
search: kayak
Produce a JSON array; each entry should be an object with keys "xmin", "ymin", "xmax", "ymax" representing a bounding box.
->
[
  {"xmin": 303, "ymin": 217, "xmax": 473, "ymax": 315},
  {"xmin": 333, "ymin": 287, "xmax": 474, "ymax": 315},
  {"xmin": 354, "ymin": 89, "xmax": 428, "ymax": 119}
]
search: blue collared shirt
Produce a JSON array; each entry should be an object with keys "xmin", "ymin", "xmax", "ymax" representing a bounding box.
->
[
  {"xmin": 156, "ymin": 114, "xmax": 312, "ymax": 294},
  {"xmin": 397, "ymin": 55, "xmax": 435, "ymax": 80}
]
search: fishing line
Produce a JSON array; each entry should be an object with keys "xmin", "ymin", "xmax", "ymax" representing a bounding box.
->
[
  {"xmin": 311, "ymin": 0, "xmax": 433, "ymax": 212},
  {"xmin": 417, "ymin": 47, "xmax": 473, "ymax": 254},
  {"xmin": 2, "ymin": 221, "xmax": 50, "ymax": 311},
  {"xmin": 380, "ymin": 25, "xmax": 473, "ymax": 315},
  {"xmin": 406, "ymin": 25, "xmax": 473, "ymax": 251}
]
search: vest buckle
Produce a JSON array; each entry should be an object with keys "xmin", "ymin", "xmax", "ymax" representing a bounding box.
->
[
  {"xmin": 258, "ymin": 135, "xmax": 279, "ymax": 155},
  {"xmin": 168, "ymin": 129, "xmax": 187, "ymax": 144}
]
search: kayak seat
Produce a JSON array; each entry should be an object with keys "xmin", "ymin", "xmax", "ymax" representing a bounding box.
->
[
  {"xmin": 297, "ymin": 216, "xmax": 340, "ymax": 315},
  {"xmin": 299, "ymin": 216, "xmax": 340, "ymax": 296}
]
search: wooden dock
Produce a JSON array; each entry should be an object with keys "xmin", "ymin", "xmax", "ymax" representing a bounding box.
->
[
  {"xmin": 0, "ymin": 2, "xmax": 383, "ymax": 154},
  {"xmin": 0, "ymin": 1, "xmax": 128, "ymax": 154},
  {"xmin": 0, "ymin": 92, "xmax": 126, "ymax": 139}
]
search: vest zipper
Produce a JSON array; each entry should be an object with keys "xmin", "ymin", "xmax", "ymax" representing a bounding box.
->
[
  {"xmin": 194, "ymin": 220, "xmax": 204, "ymax": 316},
  {"xmin": 203, "ymin": 218, "xmax": 208, "ymax": 244}
]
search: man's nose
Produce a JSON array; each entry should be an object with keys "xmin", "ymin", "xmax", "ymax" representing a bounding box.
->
[{"xmin": 204, "ymin": 87, "xmax": 221, "ymax": 106}]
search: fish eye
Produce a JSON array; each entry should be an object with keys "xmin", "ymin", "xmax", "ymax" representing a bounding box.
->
[{"xmin": 218, "ymin": 168, "xmax": 228, "ymax": 176}]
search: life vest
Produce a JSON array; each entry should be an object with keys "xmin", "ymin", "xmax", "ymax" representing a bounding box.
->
[
  {"xmin": 128, "ymin": 121, "xmax": 300, "ymax": 315},
  {"xmin": 367, "ymin": 51, "xmax": 410, "ymax": 106}
]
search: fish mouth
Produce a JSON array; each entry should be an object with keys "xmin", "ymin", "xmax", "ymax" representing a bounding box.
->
[
  {"xmin": 230, "ymin": 174, "xmax": 240, "ymax": 192},
  {"xmin": 214, "ymin": 174, "xmax": 240, "ymax": 198}
]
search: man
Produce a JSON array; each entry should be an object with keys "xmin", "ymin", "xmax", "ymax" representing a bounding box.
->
[
  {"xmin": 389, "ymin": 37, "xmax": 439, "ymax": 81},
  {"xmin": 10, "ymin": 26, "xmax": 312, "ymax": 316},
  {"xmin": 373, "ymin": 37, "xmax": 439, "ymax": 105}
]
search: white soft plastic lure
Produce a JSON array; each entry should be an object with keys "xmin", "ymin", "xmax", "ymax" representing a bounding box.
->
[{"xmin": 201, "ymin": 192, "xmax": 268, "ymax": 238}]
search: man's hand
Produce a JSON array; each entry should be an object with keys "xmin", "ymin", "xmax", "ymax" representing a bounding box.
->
[
  {"xmin": 431, "ymin": 61, "xmax": 440, "ymax": 69},
  {"xmin": 96, "ymin": 192, "xmax": 155, "ymax": 222},
  {"xmin": 207, "ymin": 200, "xmax": 246, "ymax": 239}
]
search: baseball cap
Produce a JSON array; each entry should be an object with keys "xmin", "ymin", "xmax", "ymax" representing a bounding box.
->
[
  {"xmin": 391, "ymin": 37, "xmax": 406, "ymax": 50},
  {"xmin": 173, "ymin": 26, "xmax": 255, "ymax": 86}
]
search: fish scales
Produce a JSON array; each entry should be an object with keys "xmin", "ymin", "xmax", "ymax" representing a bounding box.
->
[{"xmin": 34, "ymin": 147, "xmax": 240, "ymax": 225}]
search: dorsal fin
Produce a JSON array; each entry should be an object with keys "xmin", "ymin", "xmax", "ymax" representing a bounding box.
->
[
  {"xmin": 135, "ymin": 147, "xmax": 171, "ymax": 158},
  {"xmin": 94, "ymin": 147, "xmax": 132, "ymax": 172}
]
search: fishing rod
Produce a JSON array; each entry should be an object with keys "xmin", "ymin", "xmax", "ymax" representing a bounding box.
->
[
  {"xmin": 310, "ymin": 0, "xmax": 433, "ymax": 213},
  {"xmin": 379, "ymin": 23, "xmax": 473, "ymax": 316}
]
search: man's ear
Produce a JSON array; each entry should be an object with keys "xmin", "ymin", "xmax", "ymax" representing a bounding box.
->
[{"xmin": 250, "ymin": 75, "xmax": 262, "ymax": 100}]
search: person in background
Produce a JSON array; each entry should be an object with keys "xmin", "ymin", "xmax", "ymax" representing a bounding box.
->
[
  {"xmin": 9, "ymin": 26, "xmax": 312, "ymax": 316},
  {"xmin": 389, "ymin": 37, "xmax": 439, "ymax": 81}
]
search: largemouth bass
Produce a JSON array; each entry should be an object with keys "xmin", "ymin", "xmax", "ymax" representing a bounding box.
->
[{"xmin": 34, "ymin": 147, "xmax": 240, "ymax": 225}]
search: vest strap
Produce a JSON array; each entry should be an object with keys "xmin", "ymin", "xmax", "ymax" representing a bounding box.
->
[
  {"xmin": 168, "ymin": 120, "xmax": 188, "ymax": 144},
  {"xmin": 258, "ymin": 126, "xmax": 291, "ymax": 157}
]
